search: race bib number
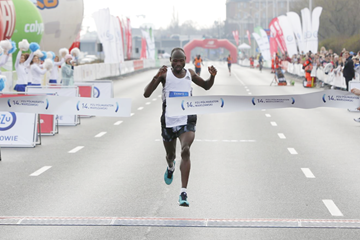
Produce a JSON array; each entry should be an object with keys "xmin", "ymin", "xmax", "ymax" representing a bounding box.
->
[{"xmin": 169, "ymin": 91, "xmax": 189, "ymax": 98}]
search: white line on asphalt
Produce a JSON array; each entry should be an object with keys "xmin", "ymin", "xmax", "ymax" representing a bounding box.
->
[
  {"xmin": 114, "ymin": 121, "xmax": 123, "ymax": 125},
  {"xmin": 265, "ymin": 114, "xmax": 271, "ymax": 117},
  {"xmin": 131, "ymin": 113, "xmax": 135, "ymax": 116},
  {"xmin": 261, "ymin": 109, "xmax": 266, "ymax": 111},
  {"xmin": 152, "ymin": 98, "xmax": 157, "ymax": 101},
  {"xmin": 69, "ymin": 146, "xmax": 84, "ymax": 153},
  {"xmin": 245, "ymin": 86, "xmax": 248, "ymax": 89},
  {"xmin": 248, "ymin": 92, "xmax": 252, "ymax": 95},
  {"xmin": 30, "ymin": 166, "xmax": 52, "ymax": 176},
  {"xmin": 246, "ymin": 89, "xmax": 250, "ymax": 92},
  {"xmin": 301, "ymin": 168, "xmax": 315, "ymax": 178},
  {"xmin": 270, "ymin": 122, "xmax": 277, "ymax": 126},
  {"xmin": 322, "ymin": 200, "xmax": 343, "ymax": 217},
  {"xmin": 146, "ymin": 102, "xmax": 151, "ymax": 105},
  {"xmin": 278, "ymin": 133, "xmax": 286, "ymax": 139},
  {"xmin": 95, "ymin": 132, "xmax": 107, "ymax": 138},
  {"xmin": 138, "ymin": 107, "xmax": 144, "ymax": 110},
  {"xmin": 158, "ymin": 95, "xmax": 161, "ymax": 98},
  {"xmin": 288, "ymin": 148, "xmax": 298, "ymax": 154}
]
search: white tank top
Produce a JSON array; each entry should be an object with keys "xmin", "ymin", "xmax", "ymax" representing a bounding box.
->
[{"xmin": 162, "ymin": 67, "xmax": 192, "ymax": 128}]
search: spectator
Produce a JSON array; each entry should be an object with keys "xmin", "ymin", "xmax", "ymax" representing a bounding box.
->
[
  {"xmin": 61, "ymin": 54, "xmax": 75, "ymax": 86},
  {"xmin": 342, "ymin": 51, "xmax": 355, "ymax": 91}
]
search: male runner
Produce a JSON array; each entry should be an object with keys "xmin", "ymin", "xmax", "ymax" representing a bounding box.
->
[
  {"xmin": 227, "ymin": 55, "xmax": 232, "ymax": 76},
  {"xmin": 193, "ymin": 55, "xmax": 203, "ymax": 76},
  {"xmin": 144, "ymin": 48, "xmax": 217, "ymax": 207}
]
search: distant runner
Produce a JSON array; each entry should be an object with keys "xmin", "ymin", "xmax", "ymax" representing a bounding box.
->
[
  {"xmin": 227, "ymin": 54, "xmax": 232, "ymax": 76},
  {"xmin": 144, "ymin": 48, "xmax": 217, "ymax": 207},
  {"xmin": 193, "ymin": 55, "xmax": 203, "ymax": 76}
]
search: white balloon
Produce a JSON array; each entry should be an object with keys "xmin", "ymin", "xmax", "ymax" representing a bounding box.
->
[{"xmin": 37, "ymin": 0, "xmax": 84, "ymax": 55}]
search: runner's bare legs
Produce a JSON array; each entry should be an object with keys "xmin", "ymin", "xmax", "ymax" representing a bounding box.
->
[
  {"xmin": 163, "ymin": 139, "xmax": 176, "ymax": 168},
  {"xmin": 178, "ymin": 131, "xmax": 195, "ymax": 188}
]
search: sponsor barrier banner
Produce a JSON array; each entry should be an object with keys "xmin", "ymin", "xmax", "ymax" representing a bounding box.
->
[
  {"xmin": 27, "ymin": 86, "xmax": 79, "ymax": 126},
  {"xmin": 0, "ymin": 95, "xmax": 131, "ymax": 117},
  {"xmin": 166, "ymin": 91, "xmax": 360, "ymax": 116},
  {"xmin": 0, "ymin": 111, "xmax": 38, "ymax": 147}
]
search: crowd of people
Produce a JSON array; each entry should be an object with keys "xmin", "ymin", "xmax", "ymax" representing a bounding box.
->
[{"xmin": 0, "ymin": 39, "xmax": 80, "ymax": 92}]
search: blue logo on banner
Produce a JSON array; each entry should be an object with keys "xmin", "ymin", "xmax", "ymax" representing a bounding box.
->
[
  {"xmin": 169, "ymin": 91, "xmax": 189, "ymax": 98},
  {"xmin": 94, "ymin": 87, "xmax": 100, "ymax": 98},
  {"xmin": 0, "ymin": 112, "xmax": 17, "ymax": 131}
]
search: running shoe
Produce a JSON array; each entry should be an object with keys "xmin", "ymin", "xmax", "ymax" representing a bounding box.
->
[
  {"xmin": 354, "ymin": 118, "xmax": 360, "ymax": 123},
  {"xmin": 178, "ymin": 192, "xmax": 189, "ymax": 207},
  {"xmin": 164, "ymin": 161, "xmax": 175, "ymax": 185}
]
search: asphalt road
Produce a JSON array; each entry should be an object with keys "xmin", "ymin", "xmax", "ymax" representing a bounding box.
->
[{"xmin": 1, "ymin": 62, "xmax": 360, "ymax": 239}]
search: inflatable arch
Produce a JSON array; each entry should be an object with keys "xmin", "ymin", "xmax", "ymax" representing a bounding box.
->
[{"xmin": 183, "ymin": 39, "xmax": 238, "ymax": 63}]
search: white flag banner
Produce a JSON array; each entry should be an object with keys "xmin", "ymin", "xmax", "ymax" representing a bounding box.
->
[
  {"xmin": 112, "ymin": 16, "xmax": 124, "ymax": 63},
  {"xmin": 278, "ymin": 15, "xmax": 298, "ymax": 57},
  {"xmin": 141, "ymin": 29, "xmax": 156, "ymax": 60},
  {"xmin": 287, "ymin": 11, "xmax": 305, "ymax": 53},
  {"xmin": 309, "ymin": 7, "xmax": 323, "ymax": 54},
  {"xmin": 252, "ymin": 32, "xmax": 263, "ymax": 54},
  {"xmin": 259, "ymin": 28, "xmax": 271, "ymax": 61},
  {"xmin": 93, "ymin": 8, "xmax": 118, "ymax": 63},
  {"xmin": 301, "ymin": 8, "xmax": 312, "ymax": 53},
  {"xmin": 0, "ymin": 95, "xmax": 131, "ymax": 117},
  {"xmin": 166, "ymin": 91, "xmax": 360, "ymax": 116}
]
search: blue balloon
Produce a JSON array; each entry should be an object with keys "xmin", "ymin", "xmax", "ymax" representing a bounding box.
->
[
  {"xmin": 29, "ymin": 42, "xmax": 40, "ymax": 52},
  {"xmin": 8, "ymin": 41, "xmax": 17, "ymax": 54},
  {"xmin": 0, "ymin": 78, "xmax": 5, "ymax": 91},
  {"xmin": 40, "ymin": 51, "xmax": 47, "ymax": 61}
]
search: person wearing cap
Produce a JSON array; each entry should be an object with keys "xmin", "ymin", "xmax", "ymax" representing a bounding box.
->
[{"xmin": 61, "ymin": 54, "xmax": 75, "ymax": 86}]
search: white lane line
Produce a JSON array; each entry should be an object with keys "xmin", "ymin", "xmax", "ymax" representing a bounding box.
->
[
  {"xmin": 158, "ymin": 95, "xmax": 161, "ymax": 98},
  {"xmin": 278, "ymin": 133, "xmax": 286, "ymax": 139},
  {"xmin": 301, "ymin": 168, "xmax": 315, "ymax": 178},
  {"xmin": 152, "ymin": 98, "xmax": 157, "ymax": 101},
  {"xmin": 245, "ymin": 86, "xmax": 248, "ymax": 89},
  {"xmin": 138, "ymin": 107, "xmax": 144, "ymax": 110},
  {"xmin": 95, "ymin": 132, "xmax": 107, "ymax": 138},
  {"xmin": 145, "ymin": 102, "xmax": 151, "ymax": 105},
  {"xmin": 69, "ymin": 146, "xmax": 84, "ymax": 153},
  {"xmin": 270, "ymin": 122, "xmax": 277, "ymax": 126},
  {"xmin": 114, "ymin": 121, "xmax": 123, "ymax": 125},
  {"xmin": 131, "ymin": 113, "xmax": 135, "ymax": 116},
  {"xmin": 322, "ymin": 200, "xmax": 343, "ymax": 217},
  {"xmin": 30, "ymin": 166, "xmax": 52, "ymax": 176},
  {"xmin": 246, "ymin": 89, "xmax": 250, "ymax": 92},
  {"xmin": 288, "ymin": 148, "xmax": 298, "ymax": 155},
  {"xmin": 265, "ymin": 114, "xmax": 271, "ymax": 118},
  {"xmin": 248, "ymin": 92, "xmax": 252, "ymax": 95},
  {"xmin": 261, "ymin": 109, "xmax": 266, "ymax": 111}
]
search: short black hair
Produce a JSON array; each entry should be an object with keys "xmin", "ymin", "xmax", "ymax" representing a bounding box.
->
[{"xmin": 171, "ymin": 47, "xmax": 185, "ymax": 57}]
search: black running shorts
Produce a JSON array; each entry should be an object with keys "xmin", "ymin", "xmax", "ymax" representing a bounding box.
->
[{"xmin": 161, "ymin": 124, "xmax": 196, "ymax": 142}]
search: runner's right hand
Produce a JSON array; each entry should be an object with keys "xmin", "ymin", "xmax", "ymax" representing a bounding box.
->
[{"xmin": 155, "ymin": 65, "xmax": 167, "ymax": 78}]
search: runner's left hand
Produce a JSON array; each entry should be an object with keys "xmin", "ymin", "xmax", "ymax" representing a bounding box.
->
[{"xmin": 208, "ymin": 66, "xmax": 217, "ymax": 76}]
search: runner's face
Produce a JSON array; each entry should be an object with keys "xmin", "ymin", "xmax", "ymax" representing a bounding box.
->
[{"xmin": 170, "ymin": 51, "xmax": 186, "ymax": 72}]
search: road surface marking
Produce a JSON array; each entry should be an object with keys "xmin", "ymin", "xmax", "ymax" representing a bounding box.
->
[
  {"xmin": 301, "ymin": 168, "xmax": 315, "ymax": 178},
  {"xmin": 114, "ymin": 121, "xmax": 123, "ymax": 125},
  {"xmin": 146, "ymin": 102, "xmax": 151, "ymax": 105},
  {"xmin": 323, "ymin": 200, "xmax": 343, "ymax": 217},
  {"xmin": 69, "ymin": 146, "xmax": 84, "ymax": 153},
  {"xmin": 271, "ymin": 122, "xmax": 277, "ymax": 126},
  {"xmin": 95, "ymin": 132, "xmax": 107, "ymax": 138},
  {"xmin": 138, "ymin": 107, "xmax": 144, "ymax": 110},
  {"xmin": 288, "ymin": 148, "xmax": 298, "ymax": 154},
  {"xmin": 30, "ymin": 166, "xmax": 52, "ymax": 176},
  {"xmin": 265, "ymin": 114, "xmax": 271, "ymax": 117},
  {"xmin": 278, "ymin": 133, "xmax": 286, "ymax": 139}
]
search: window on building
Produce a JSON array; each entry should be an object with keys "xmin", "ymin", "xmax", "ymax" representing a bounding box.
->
[
  {"xmin": 244, "ymin": 2, "xmax": 247, "ymax": 8},
  {"xmin": 263, "ymin": 2, "xmax": 266, "ymax": 8},
  {"xmin": 238, "ymin": 3, "xmax": 241, "ymax": 8},
  {"xmin": 255, "ymin": 12, "xmax": 259, "ymax": 18},
  {"xmin": 256, "ymin": 2, "xmax": 259, "ymax": 8},
  {"xmin": 237, "ymin": 12, "xmax": 241, "ymax": 19},
  {"xmin": 280, "ymin": 2, "xmax": 284, "ymax": 8}
]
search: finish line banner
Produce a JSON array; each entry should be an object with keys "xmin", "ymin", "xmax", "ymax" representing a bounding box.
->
[
  {"xmin": 167, "ymin": 90, "xmax": 360, "ymax": 116},
  {"xmin": 0, "ymin": 95, "xmax": 131, "ymax": 117}
]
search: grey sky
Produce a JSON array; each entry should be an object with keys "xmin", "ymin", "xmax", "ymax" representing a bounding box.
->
[{"xmin": 82, "ymin": 0, "xmax": 226, "ymax": 31}]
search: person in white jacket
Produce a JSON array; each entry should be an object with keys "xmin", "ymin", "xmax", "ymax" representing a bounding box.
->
[
  {"xmin": 49, "ymin": 55, "xmax": 64, "ymax": 84},
  {"xmin": 29, "ymin": 55, "xmax": 48, "ymax": 86},
  {"xmin": 14, "ymin": 51, "xmax": 34, "ymax": 92}
]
